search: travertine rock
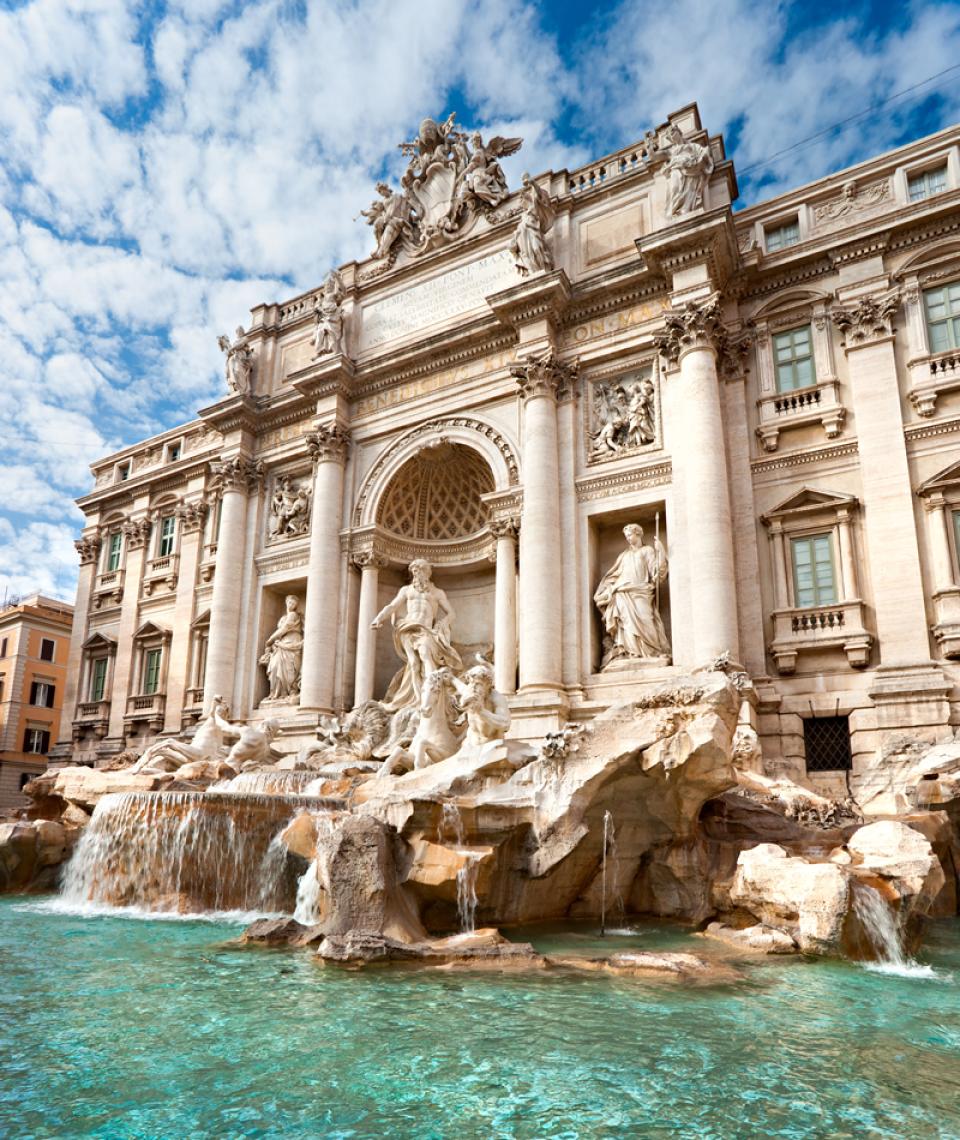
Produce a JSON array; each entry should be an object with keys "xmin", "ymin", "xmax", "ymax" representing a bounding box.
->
[
  {"xmin": 847, "ymin": 820, "xmax": 944, "ymax": 912},
  {"xmin": 0, "ymin": 819, "xmax": 73, "ymax": 891},
  {"xmin": 701, "ymin": 921, "xmax": 797, "ymax": 955},
  {"xmin": 30, "ymin": 766, "xmax": 172, "ymax": 813},
  {"xmin": 316, "ymin": 928, "xmax": 544, "ymax": 969},
  {"xmin": 853, "ymin": 737, "xmax": 960, "ymax": 815}
]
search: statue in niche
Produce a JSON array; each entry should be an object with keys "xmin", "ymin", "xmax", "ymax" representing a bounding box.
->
[
  {"xmin": 663, "ymin": 125, "xmax": 714, "ymax": 216},
  {"xmin": 217, "ymin": 326, "xmax": 254, "ymax": 395},
  {"xmin": 456, "ymin": 131, "xmax": 522, "ymax": 209},
  {"xmin": 360, "ymin": 181, "xmax": 413, "ymax": 260},
  {"xmin": 591, "ymin": 374, "xmax": 656, "ymax": 456},
  {"xmin": 594, "ymin": 524, "xmax": 670, "ymax": 668},
  {"xmin": 269, "ymin": 476, "xmax": 311, "ymax": 539},
  {"xmin": 312, "ymin": 270, "xmax": 345, "ymax": 357},
  {"xmin": 371, "ymin": 558, "xmax": 463, "ymax": 710},
  {"xmin": 511, "ymin": 173, "xmax": 555, "ymax": 277},
  {"xmin": 260, "ymin": 595, "xmax": 304, "ymax": 701}
]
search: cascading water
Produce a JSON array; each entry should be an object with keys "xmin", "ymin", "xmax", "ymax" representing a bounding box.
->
[
  {"xmin": 59, "ymin": 791, "xmax": 339, "ymax": 916},
  {"xmin": 211, "ymin": 770, "xmax": 320, "ymax": 796},
  {"xmin": 600, "ymin": 810, "xmax": 623, "ymax": 936},
  {"xmin": 439, "ymin": 800, "xmax": 482, "ymax": 934},
  {"xmin": 850, "ymin": 880, "xmax": 935, "ymax": 977}
]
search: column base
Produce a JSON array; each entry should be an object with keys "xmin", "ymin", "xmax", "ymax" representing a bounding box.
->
[{"xmin": 508, "ymin": 687, "xmax": 570, "ymax": 742}]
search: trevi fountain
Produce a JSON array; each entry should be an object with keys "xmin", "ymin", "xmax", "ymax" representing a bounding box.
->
[{"xmin": 4, "ymin": 108, "xmax": 960, "ymax": 1138}]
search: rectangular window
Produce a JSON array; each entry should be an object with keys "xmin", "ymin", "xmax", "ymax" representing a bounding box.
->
[
  {"xmin": 23, "ymin": 727, "xmax": 51, "ymax": 755},
  {"xmin": 773, "ymin": 325, "xmax": 816, "ymax": 391},
  {"xmin": 167, "ymin": 443, "xmax": 181, "ymax": 462},
  {"xmin": 804, "ymin": 716, "xmax": 852, "ymax": 773},
  {"xmin": 143, "ymin": 649, "xmax": 162, "ymax": 695},
  {"xmin": 117, "ymin": 463, "xmax": 130, "ymax": 482},
  {"xmin": 765, "ymin": 218, "xmax": 800, "ymax": 252},
  {"xmin": 908, "ymin": 165, "xmax": 947, "ymax": 203},
  {"xmin": 90, "ymin": 658, "xmax": 109, "ymax": 702},
  {"xmin": 0, "ymin": 637, "xmax": 6, "ymax": 657},
  {"xmin": 924, "ymin": 281, "xmax": 960, "ymax": 354},
  {"xmin": 39, "ymin": 638, "xmax": 55, "ymax": 662},
  {"xmin": 106, "ymin": 532, "xmax": 122, "ymax": 572},
  {"xmin": 791, "ymin": 533, "xmax": 837, "ymax": 608},
  {"xmin": 158, "ymin": 516, "xmax": 176, "ymax": 558},
  {"xmin": 29, "ymin": 681, "xmax": 55, "ymax": 708}
]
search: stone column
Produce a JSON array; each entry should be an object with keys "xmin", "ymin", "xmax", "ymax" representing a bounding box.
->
[
  {"xmin": 107, "ymin": 515, "xmax": 152, "ymax": 740},
  {"xmin": 163, "ymin": 501, "xmax": 207, "ymax": 732},
  {"xmin": 53, "ymin": 533, "xmax": 100, "ymax": 753},
  {"xmin": 836, "ymin": 507, "xmax": 859, "ymax": 601},
  {"xmin": 655, "ymin": 297, "xmax": 740, "ymax": 663},
  {"xmin": 203, "ymin": 456, "xmax": 261, "ymax": 713},
  {"xmin": 353, "ymin": 552, "xmax": 386, "ymax": 705},
  {"xmin": 490, "ymin": 519, "xmax": 519, "ymax": 695},
  {"xmin": 925, "ymin": 493, "xmax": 955, "ymax": 594},
  {"xmin": 299, "ymin": 423, "xmax": 350, "ymax": 713},
  {"xmin": 768, "ymin": 522, "xmax": 790, "ymax": 609},
  {"xmin": 832, "ymin": 291, "xmax": 931, "ymax": 664},
  {"xmin": 513, "ymin": 351, "xmax": 573, "ymax": 692}
]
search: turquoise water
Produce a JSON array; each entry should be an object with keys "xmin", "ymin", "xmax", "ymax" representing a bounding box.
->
[{"xmin": 2, "ymin": 898, "xmax": 960, "ymax": 1139}]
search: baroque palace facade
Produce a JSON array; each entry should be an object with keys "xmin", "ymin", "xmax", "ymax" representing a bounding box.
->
[{"xmin": 55, "ymin": 103, "xmax": 960, "ymax": 793}]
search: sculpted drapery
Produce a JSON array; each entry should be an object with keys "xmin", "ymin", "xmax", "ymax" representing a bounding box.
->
[
  {"xmin": 594, "ymin": 525, "xmax": 670, "ymax": 667},
  {"xmin": 261, "ymin": 595, "xmax": 304, "ymax": 699}
]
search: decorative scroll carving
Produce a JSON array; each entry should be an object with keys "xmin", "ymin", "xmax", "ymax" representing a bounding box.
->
[
  {"xmin": 122, "ymin": 517, "xmax": 152, "ymax": 550},
  {"xmin": 217, "ymin": 326, "xmax": 254, "ymax": 396},
  {"xmin": 830, "ymin": 291, "xmax": 901, "ymax": 345},
  {"xmin": 653, "ymin": 296, "xmax": 724, "ymax": 363},
  {"xmin": 305, "ymin": 422, "xmax": 351, "ymax": 465},
  {"xmin": 176, "ymin": 501, "xmax": 208, "ymax": 533},
  {"xmin": 211, "ymin": 455, "xmax": 264, "ymax": 496},
  {"xmin": 589, "ymin": 370, "xmax": 656, "ymax": 458},
  {"xmin": 268, "ymin": 475, "xmax": 312, "ymax": 540},
  {"xmin": 511, "ymin": 349, "xmax": 579, "ymax": 402},
  {"xmin": 75, "ymin": 535, "xmax": 101, "ymax": 564}
]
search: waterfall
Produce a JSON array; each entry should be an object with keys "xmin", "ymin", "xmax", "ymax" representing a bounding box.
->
[
  {"xmin": 212, "ymin": 770, "xmax": 320, "ymax": 796},
  {"xmin": 600, "ymin": 810, "xmax": 623, "ymax": 936},
  {"xmin": 456, "ymin": 854, "xmax": 480, "ymax": 935},
  {"xmin": 438, "ymin": 801, "xmax": 466, "ymax": 847},
  {"xmin": 59, "ymin": 791, "xmax": 338, "ymax": 917},
  {"xmin": 293, "ymin": 860, "xmax": 322, "ymax": 925},
  {"xmin": 850, "ymin": 880, "xmax": 934, "ymax": 977}
]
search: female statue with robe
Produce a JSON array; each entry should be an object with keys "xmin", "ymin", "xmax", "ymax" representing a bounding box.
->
[
  {"xmin": 260, "ymin": 595, "xmax": 304, "ymax": 700},
  {"xmin": 594, "ymin": 524, "xmax": 670, "ymax": 668}
]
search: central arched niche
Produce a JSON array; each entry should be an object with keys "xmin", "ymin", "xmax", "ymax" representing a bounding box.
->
[
  {"xmin": 372, "ymin": 441, "xmax": 498, "ymax": 696},
  {"xmin": 376, "ymin": 441, "xmax": 495, "ymax": 541}
]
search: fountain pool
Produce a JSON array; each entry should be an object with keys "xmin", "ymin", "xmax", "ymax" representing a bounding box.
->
[{"xmin": 2, "ymin": 898, "xmax": 959, "ymax": 1139}]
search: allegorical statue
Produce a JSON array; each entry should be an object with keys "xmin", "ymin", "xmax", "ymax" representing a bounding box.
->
[
  {"xmin": 594, "ymin": 524, "xmax": 670, "ymax": 668},
  {"xmin": 312, "ymin": 269, "xmax": 344, "ymax": 357},
  {"xmin": 450, "ymin": 660, "xmax": 511, "ymax": 749},
  {"xmin": 456, "ymin": 131, "xmax": 522, "ymax": 209},
  {"xmin": 372, "ymin": 558, "xmax": 463, "ymax": 710},
  {"xmin": 260, "ymin": 595, "xmax": 304, "ymax": 700},
  {"xmin": 127, "ymin": 696, "xmax": 238, "ymax": 773},
  {"xmin": 511, "ymin": 173, "xmax": 555, "ymax": 277},
  {"xmin": 360, "ymin": 181, "xmax": 413, "ymax": 260},
  {"xmin": 663, "ymin": 124, "xmax": 714, "ymax": 216},
  {"xmin": 217, "ymin": 326, "xmax": 254, "ymax": 395}
]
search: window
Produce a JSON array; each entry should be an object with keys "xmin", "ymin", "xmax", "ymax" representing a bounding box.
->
[
  {"xmin": 765, "ymin": 218, "xmax": 800, "ymax": 252},
  {"xmin": 23, "ymin": 728, "xmax": 51, "ymax": 754},
  {"xmin": 908, "ymin": 165, "xmax": 947, "ymax": 203},
  {"xmin": 143, "ymin": 648, "xmax": 162, "ymax": 695},
  {"xmin": 804, "ymin": 716, "xmax": 852, "ymax": 773},
  {"xmin": 773, "ymin": 325, "xmax": 816, "ymax": 391},
  {"xmin": 29, "ymin": 681, "xmax": 55, "ymax": 708},
  {"xmin": 117, "ymin": 462, "xmax": 130, "ymax": 482},
  {"xmin": 39, "ymin": 638, "xmax": 55, "ymax": 662},
  {"xmin": 0, "ymin": 637, "xmax": 7, "ymax": 657},
  {"xmin": 157, "ymin": 515, "xmax": 176, "ymax": 558},
  {"xmin": 106, "ymin": 532, "xmax": 123, "ymax": 572},
  {"xmin": 90, "ymin": 658, "xmax": 109, "ymax": 702},
  {"xmin": 924, "ymin": 281, "xmax": 960, "ymax": 354},
  {"xmin": 791, "ymin": 533, "xmax": 837, "ymax": 608},
  {"xmin": 167, "ymin": 443, "xmax": 181, "ymax": 462}
]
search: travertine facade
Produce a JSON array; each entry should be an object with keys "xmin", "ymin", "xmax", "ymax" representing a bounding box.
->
[{"xmin": 55, "ymin": 104, "xmax": 960, "ymax": 794}]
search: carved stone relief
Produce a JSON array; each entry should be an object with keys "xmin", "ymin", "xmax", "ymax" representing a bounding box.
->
[
  {"xmin": 267, "ymin": 474, "xmax": 312, "ymax": 541},
  {"xmin": 588, "ymin": 368, "xmax": 657, "ymax": 460},
  {"xmin": 813, "ymin": 178, "xmax": 891, "ymax": 228}
]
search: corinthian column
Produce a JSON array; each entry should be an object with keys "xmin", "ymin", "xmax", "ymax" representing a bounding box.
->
[
  {"xmin": 513, "ymin": 350, "xmax": 576, "ymax": 691},
  {"xmin": 353, "ymin": 552, "xmax": 387, "ymax": 705},
  {"xmin": 203, "ymin": 456, "xmax": 262, "ymax": 712},
  {"xmin": 490, "ymin": 518, "xmax": 519, "ymax": 694},
  {"xmin": 299, "ymin": 423, "xmax": 350, "ymax": 712},
  {"xmin": 655, "ymin": 296, "xmax": 739, "ymax": 663}
]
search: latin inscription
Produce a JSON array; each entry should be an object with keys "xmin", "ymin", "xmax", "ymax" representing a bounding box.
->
[
  {"xmin": 360, "ymin": 250, "xmax": 517, "ymax": 351},
  {"xmin": 354, "ymin": 348, "xmax": 518, "ymax": 417}
]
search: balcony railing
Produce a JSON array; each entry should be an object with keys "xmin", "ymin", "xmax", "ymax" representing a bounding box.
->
[
  {"xmin": 73, "ymin": 699, "xmax": 110, "ymax": 740},
  {"xmin": 769, "ymin": 599, "xmax": 872, "ymax": 674},
  {"xmin": 124, "ymin": 693, "xmax": 166, "ymax": 729},
  {"xmin": 142, "ymin": 554, "xmax": 179, "ymax": 596},
  {"xmin": 756, "ymin": 379, "xmax": 845, "ymax": 452},
  {"xmin": 909, "ymin": 350, "xmax": 960, "ymax": 416}
]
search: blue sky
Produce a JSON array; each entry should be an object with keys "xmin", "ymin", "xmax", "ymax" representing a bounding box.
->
[{"xmin": 2, "ymin": 0, "xmax": 960, "ymax": 602}]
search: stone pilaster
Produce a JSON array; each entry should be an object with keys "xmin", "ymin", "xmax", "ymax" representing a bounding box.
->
[
  {"xmin": 107, "ymin": 514, "xmax": 151, "ymax": 740},
  {"xmin": 513, "ymin": 350, "xmax": 577, "ymax": 691},
  {"xmin": 490, "ymin": 518, "xmax": 519, "ymax": 695},
  {"xmin": 655, "ymin": 295, "xmax": 740, "ymax": 664},
  {"xmin": 299, "ymin": 422, "xmax": 351, "ymax": 712},
  {"xmin": 352, "ymin": 552, "xmax": 387, "ymax": 706},
  {"xmin": 203, "ymin": 456, "xmax": 263, "ymax": 714},
  {"xmin": 163, "ymin": 500, "xmax": 207, "ymax": 732}
]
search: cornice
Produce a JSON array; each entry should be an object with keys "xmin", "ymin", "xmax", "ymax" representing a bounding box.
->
[
  {"xmin": 751, "ymin": 441, "xmax": 859, "ymax": 474},
  {"xmin": 76, "ymin": 458, "xmax": 211, "ymax": 513},
  {"xmin": 904, "ymin": 415, "xmax": 960, "ymax": 442},
  {"xmin": 575, "ymin": 460, "xmax": 672, "ymax": 502}
]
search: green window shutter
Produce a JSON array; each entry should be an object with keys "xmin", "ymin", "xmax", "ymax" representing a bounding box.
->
[
  {"xmin": 924, "ymin": 282, "xmax": 960, "ymax": 354},
  {"xmin": 792, "ymin": 533, "xmax": 837, "ymax": 608},
  {"xmin": 91, "ymin": 658, "xmax": 108, "ymax": 702},
  {"xmin": 143, "ymin": 649, "xmax": 162, "ymax": 695},
  {"xmin": 107, "ymin": 532, "xmax": 122, "ymax": 572},
  {"xmin": 158, "ymin": 516, "xmax": 176, "ymax": 557},
  {"xmin": 773, "ymin": 325, "xmax": 816, "ymax": 392}
]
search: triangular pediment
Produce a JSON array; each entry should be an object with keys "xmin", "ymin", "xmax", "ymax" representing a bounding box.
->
[
  {"xmin": 81, "ymin": 631, "xmax": 117, "ymax": 651},
  {"xmin": 918, "ymin": 460, "xmax": 960, "ymax": 495},
  {"xmin": 763, "ymin": 486, "xmax": 859, "ymax": 522},
  {"xmin": 132, "ymin": 620, "xmax": 171, "ymax": 642},
  {"xmin": 190, "ymin": 608, "xmax": 211, "ymax": 630}
]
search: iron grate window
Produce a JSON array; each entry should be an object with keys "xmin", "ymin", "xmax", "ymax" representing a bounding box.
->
[{"xmin": 804, "ymin": 715, "xmax": 852, "ymax": 772}]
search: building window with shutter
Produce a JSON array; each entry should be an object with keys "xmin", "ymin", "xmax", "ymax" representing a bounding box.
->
[
  {"xmin": 106, "ymin": 532, "xmax": 123, "ymax": 572},
  {"xmin": 773, "ymin": 325, "xmax": 816, "ymax": 391},
  {"xmin": 143, "ymin": 649, "xmax": 163, "ymax": 695},
  {"xmin": 908, "ymin": 165, "xmax": 947, "ymax": 202},
  {"xmin": 39, "ymin": 638, "xmax": 55, "ymax": 662},
  {"xmin": 23, "ymin": 727, "xmax": 51, "ymax": 754},
  {"xmin": 791, "ymin": 534, "xmax": 837, "ymax": 608},
  {"xmin": 90, "ymin": 658, "xmax": 109, "ymax": 702},
  {"xmin": 924, "ymin": 281, "xmax": 960, "ymax": 354},
  {"xmin": 157, "ymin": 516, "xmax": 176, "ymax": 558},
  {"xmin": 29, "ymin": 681, "xmax": 55, "ymax": 708},
  {"xmin": 765, "ymin": 218, "xmax": 800, "ymax": 252}
]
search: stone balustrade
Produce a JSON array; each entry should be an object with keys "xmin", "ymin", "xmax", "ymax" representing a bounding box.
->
[
  {"xmin": 769, "ymin": 599, "xmax": 873, "ymax": 674},
  {"xmin": 756, "ymin": 379, "xmax": 845, "ymax": 452}
]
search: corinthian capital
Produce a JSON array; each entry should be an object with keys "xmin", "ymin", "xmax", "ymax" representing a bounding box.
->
[
  {"xmin": 121, "ymin": 516, "xmax": 152, "ymax": 550},
  {"xmin": 511, "ymin": 349, "xmax": 579, "ymax": 402},
  {"xmin": 74, "ymin": 534, "xmax": 101, "ymax": 565},
  {"xmin": 306, "ymin": 422, "xmax": 351, "ymax": 465},
  {"xmin": 830, "ymin": 290, "xmax": 901, "ymax": 345},
  {"xmin": 176, "ymin": 499, "xmax": 208, "ymax": 533},
  {"xmin": 653, "ymin": 295, "xmax": 724, "ymax": 363},
  {"xmin": 211, "ymin": 455, "xmax": 264, "ymax": 496}
]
